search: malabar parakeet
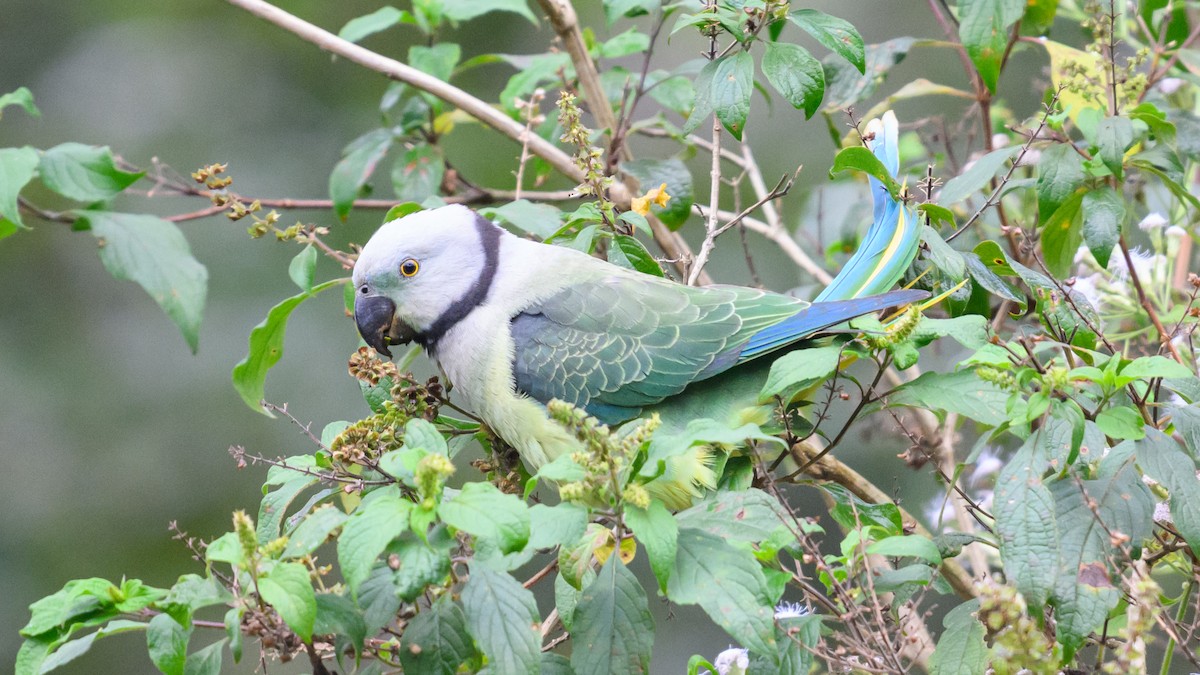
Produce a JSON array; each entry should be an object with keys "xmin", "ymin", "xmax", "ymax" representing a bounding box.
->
[{"xmin": 352, "ymin": 112, "xmax": 923, "ymax": 506}]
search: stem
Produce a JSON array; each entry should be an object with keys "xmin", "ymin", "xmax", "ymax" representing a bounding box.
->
[{"xmin": 1118, "ymin": 235, "xmax": 1184, "ymax": 363}]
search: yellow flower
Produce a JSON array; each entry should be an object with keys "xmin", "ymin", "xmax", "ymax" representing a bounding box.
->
[{"xmin": 630, "ymin": 182, "xmax": 671, "ymax": 215}]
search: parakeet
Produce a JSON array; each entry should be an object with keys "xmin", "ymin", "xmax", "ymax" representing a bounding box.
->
[{"xmin": 353, "ymin": 112, "xmax": 922, "ymax": 506}]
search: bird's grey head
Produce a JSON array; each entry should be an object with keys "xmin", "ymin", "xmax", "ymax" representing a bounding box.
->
[{"xmin": 352, "ymin": 204, "xmax": 503, "ymax": 356}]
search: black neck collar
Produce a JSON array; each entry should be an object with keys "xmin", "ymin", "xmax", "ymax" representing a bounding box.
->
[{"xmin": 413, "ymin": 212, "xmax": 502, "ymax": 352}]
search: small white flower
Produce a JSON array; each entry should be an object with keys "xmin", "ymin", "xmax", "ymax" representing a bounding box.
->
[
  {"xmin": 1166, "ymin": 225, "xmax": 1188, "ymax": 240},
  {"xmin": 713, "ymin": 647, "xmax": 749, "ymax": 675},
  {"xmin": 774, "ymin": 601, "xmax": 809, "ymax": 619},
  {"xmin": 970, "ymin": 447, "xmax": 1003, "ymax": 487},
  {"xmin": 991, "ymin": 133, "xmax": 1011, "ymax": 149},
  {"xmin": 1016, "ymin": 148, "xmax": 1041, "ymax": 167},
  {"xmin": 1154, "ymin": 501, "xmax": 1173, "ymax": 524},
  {"xmin": 1070, "ymin": 274, "xmax": 1105, "ymax": 310},
  {"xmin": 1159, "ymin": 77, "xmax": 1185, "ymax": 94},
  {"xmin": 1138, "ymin": 212, "xmax": 1169, "ymax": 231}
]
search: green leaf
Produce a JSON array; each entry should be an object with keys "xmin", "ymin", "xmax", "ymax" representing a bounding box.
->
[
  {"xmin": 392, "ymin": 144, "xmax": 445, "ymax": 204},
  {"xmin": 409, "ymin": 43, "xmax": 461, "ymax": 81},
  {"xmin": 22, "ymin": 578, "xmax": 118, "ymax": 636},
  {"xmin": 919, "ymin": 203, "xmax": 957, "ymax": 229},
  {"xmin": 571, "ymin": 557, "xmax": 654, "ymax": 675},
  {"xmin": 887, "ymin": 369, "xmax": 1009, "ymax": 426},
  {"xmin": 1094, "ymin": 115, "xmax": 1133, "ymax": 179},
  {"xmin": 330, "ymin": 129, "xmax": 393, "ymax": 220},
  {"xmin": 314, "ymin": 593, "xmax": 367, "ymax": 653},
  {"xmin": 1136, "ymin": 429, "xmax": 1200, "ymax": 555},
  {"xmin": 461, "ymin": 564, "xmax": 541, "ymax": 675},
  {"xmin": 828, "ymin": 146, "xmax": 901, "ymax": 199},
  {"xmin": 644, "ymin": 420, "xmax": 784, "ymax": 473},
  {"xmin": 205, "ymin": 533, "xmax": 242, "ymax": 566},
  {"xmin": 957, "ymin": 0, "xmax": 1024, "ymax": 92},
  {"xmin": 231, "ymin": 278, "xmax": 343, "ymax": 414},
  {"xmin": 183, "ymin": 639, "xmax": 226, "ymax": 675},
  {"xmin": 443, "ymin": 0, "xmax": 536, "ymax": 24},
  {"xmin": 163, "ymin": 576, "xmax": 229, "ymax": 614},
  {"xmin": 258, "ymin": 562, "xmax": 317, "ymax": 643},
  {"xmin": 761, "ymin": 42, "xmax": 825, "ymax": 119},
  {"xmin": 866, "ymin": 535, "xmax": 942, "ymax": 564},
  {"xmin": 683, "ymin": 58, "xmax": 717, "ymax": 137},
  {"xmin": 788, "ymin": 10, "xmax": 865, "ymax": 73},
  {"xmin": 396, "ymin": 540, "xmax": 452, "ymax": 602},
  {"xmin": 625, "ymin": 502, "xmax": 678, "ymax": 592},
  {"xmin": 0, "ymin": 147, "xmax": 42, "ymax": 228},
  {"xmin": 711, "ymin": 51, "xmax": 754, "ymax": 141},
  {"xmin": 38, "ymin": 143, "xmax": 143, "ymax": 202},
  {"xmin": 1096, "ymin": 406, "xmax": 1145, "ymax": 440},
  {"xmin": 384, "ymin": 202, "xmax": 424, "ymax": 222},
  {"xmin": 1036, "ymin": 142, "xmax": 1086, "ymax": 222},
  {"xmin": 400, "ymin": 595, "xmax": 477, "ymax": 675},
  {"xmin": 560, "ymin": 524, "xmax": 613, "ymax": 590},
  {"xmin": 675, "ymin": 488, "xmax": 792, "ymax": 542},
  {"xmin": 1039, "ymin": 189, "xmax": 1085, "ymax": 278},
  {"xmin": 928, "ymin": 601, "xmax": 987, "ymax": 675},
  {"xmin": 646, "ymin": 74, "xmax": 695, "ymax": 117},
  {"xmin": 911, "ymin": 315, "xmax": 989, "ymax": 350},
  {"xmin": 339, "ymin": 7, "xmax": 413, "ymax": 43},
  {"xmin": 438, "ymin": 482, "xmax": 530, "ymax": 554},
  {"xmin": 1170, "ymin": 405, "xmax": 1200, "ymax": 458},
  {"xmin": 621, "ymin": 158, "xmax": 694, "ymax": 229},
  {"xmin": 608, "ymin": 234, "xmax": 664, "ymax": 277},
  {"xmin": 921, "ymin": 224, "xmax": 967, "ymax": 281},
  {"xmin": 604, "ymin": 0, "xmax": 658, "ymax": 24},
  {"xmin": 0, "ymin": 86, "xmax": 40, "ymax": 119},
  {"xmin": 76, "ymin": 212, "xmax": 208, "ymax": 352},
  {"xmin": 1049, "ymin": 469, "xmax": 1153, "ymax": 657},
  {"xmin": 224, "ymin": 608, "xmax": 242, "ymax": 664},
  {"xmin": 758, "ymin": 343, "xmax": 844, "ymax": 401},
  {"xmin": 482, "ymin": 199, "xmax": 563, "ymax": 239},
  {"xmin": 282, "ymin": 504, "xmax": 347, "ymax": 559},
  {"xmin": 528, "ymin": 502, "xmax": 589, "ymax": 551},
  {"xmin": 37, "ymin": 620, "xmax": 148, "ymax": 674},
  {"xmin": 287, "ymin": 245, "xmax": 317, "ymax": 292},
  {"xmin": 1080, "ymin": 186, "xmax": 1124, "ymax": 268},
  {"xmin": 599, "ymin": 27, "xmax": 650, "ymax": 58},
  {"xmin": 994, "ymin": 436, "xmax": 1056, "ymax": 609},
  {"xmin": 1120, "ymin": 355, "xmax": 1195, "ymax": 381},
  {"xmin": 668, "ymin": 528, "xmax": 777, "ymax": 659},
  {"xmin": 938, "ymin": 146, "xmax": 1020, "ymax": 205},
  {"xmin": 338, "ymin": 486, "xmax": 412, "ymax": 594},
  {"xmin": 147, "ymin": 613, "xmax": 190, "ymax": 675}
]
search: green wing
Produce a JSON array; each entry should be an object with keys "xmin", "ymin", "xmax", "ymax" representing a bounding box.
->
[{"xmin": 509, "ymin": 273, "xmax": 805, "ymax": 424}]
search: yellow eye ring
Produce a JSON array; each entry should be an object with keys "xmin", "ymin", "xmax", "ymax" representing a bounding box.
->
[{"xmin": 399, "ymin": 258, "xmax": 420, "ymax": 277}]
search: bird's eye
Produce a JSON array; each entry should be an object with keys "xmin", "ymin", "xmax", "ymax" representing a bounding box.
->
[
  {"xmin": 359, "ymin": 285, "xmax": 369, "ymax": 294},
  {"xmin": 399, "ymin": 259, "xmax": 420, "ymax": 277}
]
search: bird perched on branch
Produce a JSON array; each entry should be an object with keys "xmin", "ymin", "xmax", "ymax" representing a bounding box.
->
[{"xmin": 353, "ymin": 112, "xmax": 922, "ymax": 507}]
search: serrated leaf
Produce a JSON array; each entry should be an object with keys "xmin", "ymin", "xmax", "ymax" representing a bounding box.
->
[
  {"xmin": 39, "ymin": 143, "xmax": 143, "ymax": 202},
  {"xmin": 400, "ymin": 595, "xmax": 477, "ymax": 675},
  {"xmin": 625, "ymin": 502, "xmax": 677, "ymax": 592},
  {"xmin": 438, "ymin": 482, "xmax": 530, "ymax": 554},
  {"xmin": 571, "ymin": 557, "xmax": 654, "ymax": 675},
  {"xmin": 711, "ymin": 51, "xmax": 754, "ymax": 140},
  {"xmin": 928, "ymin": 601, "xmax": 986, "ymax": 675},
  {"xmin": 788, "ymin": 10, "xmax": 865, "ymax": 73},
  {"xmin": 314, "ymin": 593, "xmax": 367, "ymax": 654},
  {"xmin": 282, "ymin": 505, "xmax": 348, "ymax": 559},
  {"xmin": 483, "ymin": 199, "xmax": 563, "ymax": 239},
  {"xmin": 462, "ymin": 564, "xmax": 541, "ymax": 675},
  {"xmin": 1096, "ymin": 406, "xmax": 1145, "ymax": 440},
  {"xmin": 1136, "ymin": 429, "xmax": 1200, "ymax": 555},
  {"xmin": 668, "ymin": 528, "xmax": 777, "ymax": 659},
  {"xmin": 759, "ymin": 344, "xmax": 843, "ymax": 404},
  {"xmin": 993, "ymin": 436, "xmax": 1057, "ymax": 609},
  {"xmin": 528, "ymin": 502, "xmax": 589, "ymax": 551},
  {"xmin": 1120, "ymin": 355, "xmax": 1195, "ymax": 381},
  {"xmin": 1080, "ymin": 187, "xmax": 1124, "ymax": 268},
  {"xmin": 392, "ymin": 144, "xmax": 444, "ymax": 204},
  {"xmin": 887, "ymin": 369, "xmax": 1009, "ymax": 426},
  {"xmin": 608, "ymin": 234, "xmax": 664, "ymax": 276},
  {"xmin": 1037, "ymin": 143, "xmax": 1085, "ymax": 222},
  {"xmin": 938, "ymin": 146, "xmax": 1020, "ymax": 205},
  {"xmin": 231, "ymin": 279, "xmax": 343, "ymax": 413},
  {"xmin": 258, "ymin": 562, "xmax": 317, "ymax": 642},
  {"xmin": 1094, "ymin": 116, "xmax": 1133, "ymax": 180},
  {"xmin": 37, "ymin": 620, "xmax": 148, "ymax": 675},
  {"xmin": 392, "ymin": 538, "xmax": 451, "ymax": 601},
  {"xmin": 147, "ymin": 613, "xmax": 190, "ymax": 675},
  {"xmin": 676, "ymin": 488, "xmax": 792, "ymax": 542},
  {"xmin": 409, "ymin": 43, "xmax": 461, "ymax": 82},
  {"xmin": 621, "ymin": 158, "xmax": 694, "ymax": 229},
  {"xmin": 821, "ymin": 37, "xmax": 915, "ymax": 111},
  {"xmin": 560, "ymin": 524, "xmax": 614, "ymax": 590},
  {"xmin": 339, "ymin": 7, "xmax": 412, "ymax": 43},
  {"xmin": 77, "ymin": 212, "xmax": 208, "ymax": 352},
  {"xmin": 258, "ymin": 468, "xmax": 318, "ymax": 544},
  {"xmin": 330, "ymin": 129, "xmax": 393, "ymax": 220},
  {"xmin": 599, "ymin": 27, "xmax": 650, "ymax": 58},
  {"xmin": 761, "ymin": 42, "xmax": 824, "ymax": 118},
  {"xmin": 338, "ymin": 487, "xmax": 412, "ymax": 594},
  {"xmin": 957, "ymin": 0, "xmax": 1024, "ymax": 93}
]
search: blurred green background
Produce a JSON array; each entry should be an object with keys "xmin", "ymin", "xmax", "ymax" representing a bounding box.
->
[{"xmin": 0, "ymin": 1, "xmax": 999, "ymax": 671}]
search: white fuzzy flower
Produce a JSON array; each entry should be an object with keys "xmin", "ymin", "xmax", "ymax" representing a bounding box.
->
[
  {"xmin": 1166, "ymin": 225, "xmax": 1188, "ymax": 240},
  {"xmin": 713, "ymin": 647, "xmax": 749, "ymax": 675},
  {"xmin": 1070, "ymin": 274, "xmax": 1106, "ymax": 310},
  {"xmin": 1154, "ymin": 501, "xmax": 1173, "ymax": 525},
  {"xmin": 991, "ymin": 133, "xmax": 1011, "ymax": 149},
  {"xmin": 970, "ymin": 447, "xmax": 1003, "ymax": 487},
  {"xmin": 1138, "ymin": 212, "xmax": 1169, "ymax": 231},
  {"xmin": 1158, "ymin": 77, "xmax": 1184, "ymax": 94},
  {"xmin": 774, "ymin": 601, "xmax": 809, "ymax": 619}
]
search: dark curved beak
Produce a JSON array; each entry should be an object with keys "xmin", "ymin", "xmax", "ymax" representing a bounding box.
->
[{"xmin": 354, "ymin": 294, "xmax": 413, "ymax": 358}]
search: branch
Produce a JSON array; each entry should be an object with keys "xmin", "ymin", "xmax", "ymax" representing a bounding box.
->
[{"xmin": 688, "ymin": 115, "xmax": 725, "ymax": 285}]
